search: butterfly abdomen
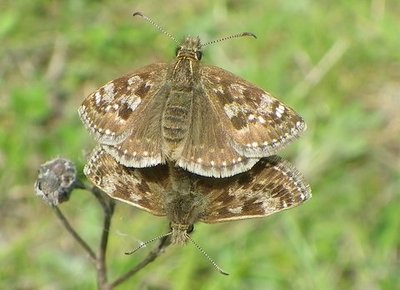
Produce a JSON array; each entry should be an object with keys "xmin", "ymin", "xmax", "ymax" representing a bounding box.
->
[{"xmin": 161, "ymin": 91, "xmax": 192, "ymax": 150}]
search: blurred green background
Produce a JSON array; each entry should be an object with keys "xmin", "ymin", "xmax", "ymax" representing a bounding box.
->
[{"xmin": 1, "ymin": 0, "xmax": 399, "ymax": 289}]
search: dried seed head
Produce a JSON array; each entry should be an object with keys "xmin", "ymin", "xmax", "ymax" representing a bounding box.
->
[{"xmin": 34, "ymin": 158, "xmax": 77, "ymax": 206}]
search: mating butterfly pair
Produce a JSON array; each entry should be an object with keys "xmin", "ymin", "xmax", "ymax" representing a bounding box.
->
[{"xmin": 79, "ymin": 12, "xmax": 311, "ymax": 247}]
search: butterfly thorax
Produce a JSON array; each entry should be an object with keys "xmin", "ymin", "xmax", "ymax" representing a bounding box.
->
[{"xmin": 161, "ymin": 37, "xmax": 202, "ymax": 157}]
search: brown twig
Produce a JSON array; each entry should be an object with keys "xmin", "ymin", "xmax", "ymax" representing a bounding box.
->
[
  {"xmin": 94, "ymin": 189, "xmax": 115, "ymax": 290},
  {"xmin": 52, "ymin": 206, "xmax": 97, "ymax": 262}
]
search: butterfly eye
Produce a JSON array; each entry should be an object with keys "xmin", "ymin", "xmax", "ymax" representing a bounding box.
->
[
  {"xmin": 186, "ymin": 224, "xmax": 194, "ymax": 234},
  {"xmin": 195, "ymin": 51, "xmax": 202, "ymax": 60},
  {"xmin": 175, "ymin": 46, "xmax": 181, "ymax": 56}
]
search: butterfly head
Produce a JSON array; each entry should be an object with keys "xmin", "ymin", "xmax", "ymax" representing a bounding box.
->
[
  {"xmin": 175, "ymin": 36, "xmax": 203, "ymax": 61},
  {"xmin": 170, "ymin": 223, "xmax": 194, "ymax": 245}
]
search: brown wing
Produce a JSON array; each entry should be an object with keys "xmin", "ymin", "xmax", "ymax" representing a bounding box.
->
[
  {"xmin": 84, "ymin": 146, "xmax": 170, "ymax": 216},
  {"xmin": 193, "ymin": 156, "xmax": 311, "ymax": 223},
  {"xmin": 176, "ymin": 87, "xmax": 259, "ymax": 178},
  {"xmin": 200, "ymin": 65, "xmax": 306, "ymax": 158},
  {"xmin": 79, "ymin": 63, "xmax": 169, "ymax": 168}
]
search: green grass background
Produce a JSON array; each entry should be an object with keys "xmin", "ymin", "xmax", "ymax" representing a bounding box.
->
[{"xmin": 1, "ymin": 0, "xmax": 399, "ymax": 289}]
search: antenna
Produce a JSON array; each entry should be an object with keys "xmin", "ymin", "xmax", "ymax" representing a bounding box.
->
[
  {"xmin": 201, "ymin": 32, "xmax": 257, "ymax": 47},
  {"xmin": 125, "ymin": 232, "xmax": 172, "ymax": 255},
  {"xmin": 187, "ymin": 234, "xmax": 229, "ymax": 276},
  {"xmin": 133, "ymin": 11, "xmax": 179, "ymax": 44}
]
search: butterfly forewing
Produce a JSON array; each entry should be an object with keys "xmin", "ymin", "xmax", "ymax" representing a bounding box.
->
[
  {"xmin": 79, "ymin": 63, "xmax": 169, "ymax": 167},
  {"xmin": 195, "ymin": 155, "xmax": 311, "ymax": 223},
  {"xmin": 176, "ymin": 88, "xmax": 259, "ymax": 177},
  {"xmin": 174, "ymin": 64, "xmax": 306, "ymax": 178},
  {"xmin": 200, "ymin": 65, "xmax": 306, "ymax": 158},
  {"xmin": 84, "ymin": 146, "xmax": 169, "ymax": 216}
]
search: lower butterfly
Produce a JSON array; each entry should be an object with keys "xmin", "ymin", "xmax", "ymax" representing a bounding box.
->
[{"xmin": 84, "ymin": 145, "xmax": 311, "ymax": 245}]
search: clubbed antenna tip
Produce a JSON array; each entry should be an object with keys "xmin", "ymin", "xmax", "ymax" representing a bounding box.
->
[
  {"xmin": 242, "ymin": 32, "xmax": 257, "ymax": 39},
  {"xmin": 201, "ymin": 31, "xmax": 257, "ymax": 47},
  {"xmin": 132, "ymin": 11, "xmax": 144, "ymax": 17}
]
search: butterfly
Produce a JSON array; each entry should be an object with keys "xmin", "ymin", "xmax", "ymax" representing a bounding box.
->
[
  {"xmin": 84, "ymin": 145, "xmax": 311, "ymax": 246},
  {"xmin": 79, "ymin": 13, "xmax": 306, "ymax": 178}
]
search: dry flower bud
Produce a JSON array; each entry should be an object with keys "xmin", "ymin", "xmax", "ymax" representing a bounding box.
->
[{"xmin": 34, "ymin": 157, "xmax": 77, "ymax": 206}]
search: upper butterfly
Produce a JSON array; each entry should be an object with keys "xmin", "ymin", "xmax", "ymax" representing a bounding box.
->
[{"xmin": 79, "ymin": 12, "xmax": 306, "ymax": 178}]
